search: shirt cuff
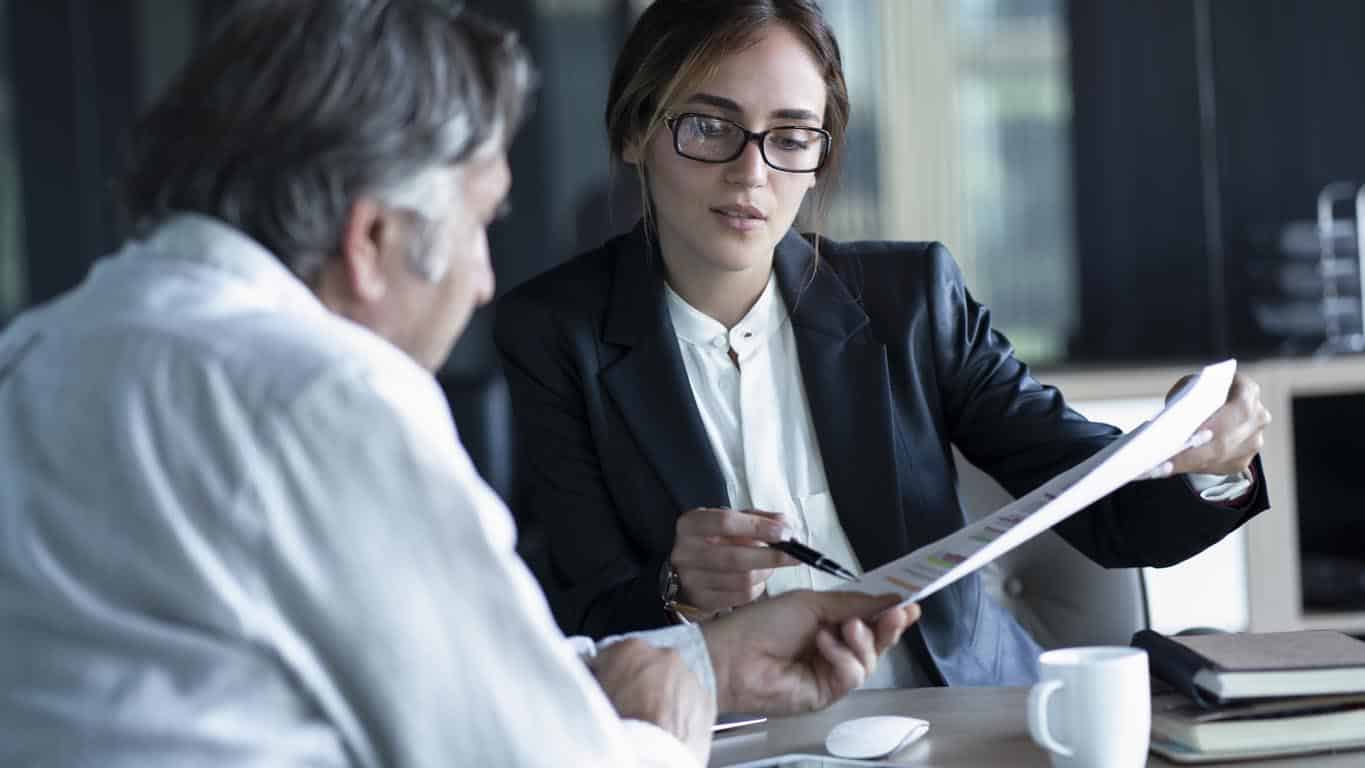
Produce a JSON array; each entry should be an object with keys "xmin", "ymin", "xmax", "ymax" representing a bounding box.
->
[
  {"xmin": 600, "ymin": 623, "xmax": 718, "ymax": 702},
  {"xmin": 1184, "ymin": 468, "xmax": 1255, "ymax": 503}
]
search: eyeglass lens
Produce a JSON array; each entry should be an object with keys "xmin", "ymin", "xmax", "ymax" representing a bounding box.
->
[{"xmin": 673, "ymin": 114, "xmax": 827, "ymax": 172}]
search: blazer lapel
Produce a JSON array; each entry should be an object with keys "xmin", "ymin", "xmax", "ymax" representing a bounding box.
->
[
  {"xmin": 599, "ymin": 226, "xmax": 730, "ymax": 514},
  {"xmin": 774, "ymin": 232, "xmax": 911, "ymax": 571}
]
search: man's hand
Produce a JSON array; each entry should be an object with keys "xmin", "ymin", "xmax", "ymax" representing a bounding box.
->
[
  {"xmin": 1150, "ymin": 372, "xmax": 1270, "ymax": 478},
  {"xmin": 670, "ymin": 507, "xmax": 799, "ymax": 612},
  {"xmin": 590, "ymin": 639, "xmax": 715, "ymax": 765},
  {"xmin": 701, "ymin": 590, "xmax": 921, "ymax": 715}
]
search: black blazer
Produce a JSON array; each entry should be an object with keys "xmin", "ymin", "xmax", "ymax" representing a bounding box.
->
[{"xmin": 493, "ymin": 224, "xmax": 1268, "ymax": 686}]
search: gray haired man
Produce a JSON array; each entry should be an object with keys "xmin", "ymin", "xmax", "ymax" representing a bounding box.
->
[{"xmin": 0, "ymin": 2, "xmax": 917, "ymax": 766}]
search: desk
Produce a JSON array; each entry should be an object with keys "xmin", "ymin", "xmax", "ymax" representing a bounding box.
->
[{"xmin": 709, "ymin": 687, "xmax": 1365, "ymax": 767}]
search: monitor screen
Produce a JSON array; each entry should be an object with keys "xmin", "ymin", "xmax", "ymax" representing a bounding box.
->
[{"xmin": 1292, "ymin": 391, "xmax": 1365, "ymax": 611}]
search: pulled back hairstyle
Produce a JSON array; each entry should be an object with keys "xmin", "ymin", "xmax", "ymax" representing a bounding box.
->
[
  {"xmin": 121, "ymin": 0, "xmax": 533, "ymax": 282},
  {"xmin": 605, "ymin": 0, "xmax": 849, "ymax": 234}
]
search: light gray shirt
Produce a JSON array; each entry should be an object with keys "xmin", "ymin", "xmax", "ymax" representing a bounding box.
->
[{"xmin": 0, "ymin": 215, "xmax": 707, "ymax": 767}]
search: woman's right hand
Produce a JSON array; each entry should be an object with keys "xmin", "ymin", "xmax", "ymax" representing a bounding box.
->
[{"xmin": 670, "ymin": 507, "xmax": 800, "ymax": 613}]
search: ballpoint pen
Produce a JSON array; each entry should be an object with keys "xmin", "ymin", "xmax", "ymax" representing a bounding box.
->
[{"xmin": 768, "ymin": 539, "xmax": 859, "ymax": 583}]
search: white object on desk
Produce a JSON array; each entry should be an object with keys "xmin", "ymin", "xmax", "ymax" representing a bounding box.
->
[
  {"xmin": 714, "ymin": 713, "xmax": 768, "ymax": 732},
  {"xmin": 824, "ymin": 715, "xmax": 930, "ymax": 759},
  {"xmin": 1028, "ymin": 646, "xmax": 1150, "ymax": 768},
  {"xmin": 723, "ymin": 755, "xmax": 918, "ymax": 767}
]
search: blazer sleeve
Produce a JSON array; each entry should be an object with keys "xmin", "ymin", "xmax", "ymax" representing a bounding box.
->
[
  {"xmin": 494, "ymin": 291, "xmax": 673, "ymax": 637},
  {"xmin": 913, "ymin": 243, "xmax": 1268, "ymax": 568}
]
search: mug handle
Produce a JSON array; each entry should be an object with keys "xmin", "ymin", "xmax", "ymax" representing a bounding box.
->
[{"xmin": 1027, "ymin": 679, "xmax": 1074, "ymax": 758}]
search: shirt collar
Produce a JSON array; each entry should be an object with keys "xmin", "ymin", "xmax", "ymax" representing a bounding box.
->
[
  {"xmin": 665, "ymin": 271, "xmax": 788, "ymax": 358},
  {"xmin": 137, "ymin": 213, "xmax": 328, "ymax": 315}
]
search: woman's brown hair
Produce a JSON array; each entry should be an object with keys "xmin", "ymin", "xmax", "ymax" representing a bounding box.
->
[{"xmin": 605, "ymin": 0, "xmax": 849, "ymax": 237}]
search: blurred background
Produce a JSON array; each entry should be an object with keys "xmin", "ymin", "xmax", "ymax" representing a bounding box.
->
[
  {"xmin": 7, "ymin": 0, "xmax": 1365, "ymax": 369},
  {"xmin": 3, "ymin": 0, "xmax": 1364, "ymax": 634}
]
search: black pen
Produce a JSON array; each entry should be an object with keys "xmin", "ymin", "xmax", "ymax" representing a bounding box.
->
[{"xmin": 768, "ymin": 539, "xmax": 859, "ymax": 583}]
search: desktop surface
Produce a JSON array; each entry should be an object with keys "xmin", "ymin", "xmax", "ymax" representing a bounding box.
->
[{"xmin": 709, "ymin": 687, "xmax": 1365, "ymax": 767}]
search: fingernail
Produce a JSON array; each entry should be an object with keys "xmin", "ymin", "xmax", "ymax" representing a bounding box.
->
[
  {"xmin": 1186, "ymin": 429, "xmax": 1213, "ymax": 449},
  {"xmin": 768, "ymin": 524, "xmax": 792, "ymax": 541}
]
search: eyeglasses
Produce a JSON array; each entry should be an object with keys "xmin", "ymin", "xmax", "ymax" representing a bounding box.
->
[{"xmin": 662, "ymin": 112, "xmax": 831, "ymax": 173}]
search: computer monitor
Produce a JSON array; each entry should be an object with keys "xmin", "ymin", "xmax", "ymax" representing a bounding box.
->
[{"xmin": 1247, "ymin": 356, "xmax": 1365, "ymax": 634}]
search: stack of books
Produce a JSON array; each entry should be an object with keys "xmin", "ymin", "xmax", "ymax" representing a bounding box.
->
[{"xmin": 1132, "ymin": 629, "xmax": 1365, "ymax": 763}]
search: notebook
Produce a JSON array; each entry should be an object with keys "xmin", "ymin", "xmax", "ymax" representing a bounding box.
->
[
  {"xmin": 1149, "ymin": 689, "xmax": 1365, "ymax": 761},
  {"xmin": 1132, "ymin": 629, "xmax": 1365, "ymax": 705}
]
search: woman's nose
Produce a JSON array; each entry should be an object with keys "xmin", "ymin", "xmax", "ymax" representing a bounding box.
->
[{"xmin": 725, "ymin": 137, "xmax": 769, "ymax": 187}]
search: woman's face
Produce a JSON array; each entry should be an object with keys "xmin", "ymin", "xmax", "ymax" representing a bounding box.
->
[{"xmin": 630, "ymin": 22, "xmax": 827, "ymax": 281}]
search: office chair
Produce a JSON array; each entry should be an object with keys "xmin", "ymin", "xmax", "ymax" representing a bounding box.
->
[{"xmin": 953, "ymin": 448, "xmax": 1150, "ymax": 649}]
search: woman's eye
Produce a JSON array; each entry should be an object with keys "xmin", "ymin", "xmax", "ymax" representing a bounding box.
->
[{"xmin": 697, "ymin": 120, "xmax": 729, "ymax": 137}]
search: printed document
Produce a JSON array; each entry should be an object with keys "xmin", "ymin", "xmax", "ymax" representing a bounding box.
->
[{"xmin": 849, "ymin": 359, "xmax": 1238, "ymax": 605}]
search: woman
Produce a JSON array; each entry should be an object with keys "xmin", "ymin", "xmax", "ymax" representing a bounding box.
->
[{"xmin": 494, "ymin": 0, "xmax": 1269, "ymax": 687}]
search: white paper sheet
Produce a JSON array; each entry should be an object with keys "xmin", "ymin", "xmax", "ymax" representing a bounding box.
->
[{"xmin": 850, "ymin": 359, "xmax": 1239, "ymax": 605}]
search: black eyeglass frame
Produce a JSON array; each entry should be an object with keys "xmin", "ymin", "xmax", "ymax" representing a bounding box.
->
[{"xmin": 662, "ymin": 111, "xmax": 832, "ymax": 174}]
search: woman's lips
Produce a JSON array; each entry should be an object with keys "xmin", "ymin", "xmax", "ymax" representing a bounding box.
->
[{"xmin": 711, "ymin": 205, "xmax": 766, "ymax": 232}]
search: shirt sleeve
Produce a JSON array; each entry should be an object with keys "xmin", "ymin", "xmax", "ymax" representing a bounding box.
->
[
  {"xmin": 575, "ymin": 624, "xmax": 717, "ymax": 702},
  {"xmin": 245, "ymin": 365, "xmax": 699, "ymax": 768}
]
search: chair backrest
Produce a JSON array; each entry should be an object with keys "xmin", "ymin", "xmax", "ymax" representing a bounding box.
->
[
  {"xmin": 953, "ymin": 448, "xmax": 1149, "ymax": 649},
  {"xmin": 438, "ymin": 370, "xmax": 516, "ymax": 502}
]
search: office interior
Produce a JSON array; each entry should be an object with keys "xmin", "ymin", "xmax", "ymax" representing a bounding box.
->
[{"xmin": 3, "ymin": 0, "xmax": 1364, "ymax": 646}]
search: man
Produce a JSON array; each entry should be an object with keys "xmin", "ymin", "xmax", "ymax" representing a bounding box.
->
[{"xmin": 0, "ymin": 2, "xmax": 918, "ymax": 766}]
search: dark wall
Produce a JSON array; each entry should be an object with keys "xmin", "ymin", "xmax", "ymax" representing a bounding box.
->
[
  {"xmin": 1211, "ymin": 1, "xmax": 1365, "ymax": 356},
  {"xmin": 1069, "ymin": 0, "xmax": 1365, "ymax": 362},
  {"xmin": 10, "ymin": 0, "xmax": 137, "ymax": 305}
]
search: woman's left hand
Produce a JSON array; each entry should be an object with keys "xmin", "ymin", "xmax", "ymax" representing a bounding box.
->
[{"xmin": 1150, "ymin": 373, "xmax": 1270, "ymax": 478}]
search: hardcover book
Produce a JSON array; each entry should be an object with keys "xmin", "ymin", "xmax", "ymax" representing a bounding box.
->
[
  {"xmin": 1149, "ymin": 690, "xmax": 1365, "ymax": 763},
  {"xmin": 1132, "ymin": 629, "xmax": 1365, "ymax": 705}
]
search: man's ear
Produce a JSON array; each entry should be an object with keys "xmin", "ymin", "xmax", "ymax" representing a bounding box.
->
[{"xmin": 339, "ymin": 198, "xmax": 391, "ymax": 303}]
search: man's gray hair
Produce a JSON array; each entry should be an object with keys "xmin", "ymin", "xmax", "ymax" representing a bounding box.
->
[{"xmin": 120, "ymin": 0, "xmax": 532, "ymax": 283}]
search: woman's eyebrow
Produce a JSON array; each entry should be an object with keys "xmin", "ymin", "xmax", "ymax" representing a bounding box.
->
[{"xmin": 684, "ymin": 92, "xmax": 821, "ymax": 123}]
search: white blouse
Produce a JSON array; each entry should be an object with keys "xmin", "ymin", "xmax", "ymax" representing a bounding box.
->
[{"xmin": 666, "ymin": 274, "xmax": 927, "ymax": 688}]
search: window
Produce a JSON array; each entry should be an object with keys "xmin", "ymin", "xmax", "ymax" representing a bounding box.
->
[
  {"xmin": 822, "ymin": 0, "xmax": 1077, "ymax": 363},
  {"xmin": 0, "ymin": 0, "xmax": 26, "ymax": 321}
]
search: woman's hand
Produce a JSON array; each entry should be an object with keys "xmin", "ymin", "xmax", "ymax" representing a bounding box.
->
[
  {"xmin": 670, "ymin": 507, "xmax": 799, "ymax": 613},
  {"xmin": 1150, "ymin": 372, "xmax": 1271, "ymax": 478}
]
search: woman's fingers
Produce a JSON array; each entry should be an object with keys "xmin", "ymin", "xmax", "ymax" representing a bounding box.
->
[
  {"xmin": 672, "ymin": 541, "xmax": 795, "ymax": 571},
  {"xmin": 677, "ymin": 507, "xmax": 790, "ymax": 542}
]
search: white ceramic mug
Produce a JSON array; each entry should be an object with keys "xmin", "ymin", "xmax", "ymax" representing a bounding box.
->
[{"xmin": 1027, "ymin": 646, "xmax": 1150, "ymax": 768}]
